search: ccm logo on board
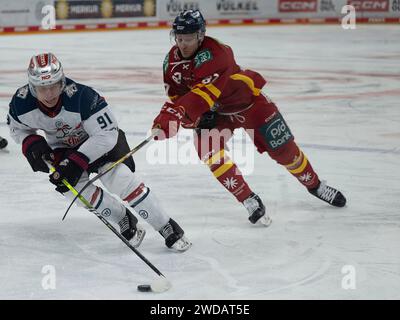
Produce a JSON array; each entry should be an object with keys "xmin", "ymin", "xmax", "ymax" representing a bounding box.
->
[
  {"xmin": 279, "ymin": 0, "xmax": 317, "ymax": 12},
  {"xmin": 347, "ymin": 0, "xmax": 389, "ymax": 12}
]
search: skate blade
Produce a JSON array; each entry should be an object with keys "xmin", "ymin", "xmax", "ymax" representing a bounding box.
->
[
  {"xmin": 257, "ymin": 215, "xmax": 272, "ymax": 227},
  {"xmin": 130, "ymin": 227, "xmax": 146, "ymax": 248},
  {"xmin": 171, "ymin": 236, "xmax": 192, "ymax": 252}
]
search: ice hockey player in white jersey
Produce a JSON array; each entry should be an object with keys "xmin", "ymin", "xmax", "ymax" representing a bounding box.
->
[
  {"xmin": 7, "ymin": 53, "xmax": 191, "ymax": 252},
  {"xmin": 0, "ymin": 136, "xmax": 7, "ymax": 149}
]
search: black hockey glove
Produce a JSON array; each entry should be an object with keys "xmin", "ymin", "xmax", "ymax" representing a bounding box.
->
[
  {"xmin": 49, "ymin": 150, "xmax": 89, "ymax": 193},
  {"xmin": 0, "ymin": 137, "xmax": 8, "ymax": 149},
  {"xmin": 22, "ymin": 135, "xmax": 54, "ymax": 173},
  {"xmin": 197, "ymin": 111, "xmax": 217, "ymax": 130}
]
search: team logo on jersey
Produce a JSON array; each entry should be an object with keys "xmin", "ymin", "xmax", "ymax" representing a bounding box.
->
[
  {"xmin": 64, "ymin": 83, "xmax": 78, "ymax": 98},
  {"xmin": 194, "ymin": 49, "xmax": 213, "ymax": 68},
  {"xmin": 55, "ymin": 120, "xmax": 88, "ymax": 146},
  {"xmin": 55, "ymin": 120, "xmax": 72, "ymax": 138},
  {"xmin": 17, "ymin": 85, "xmax": 29, "ymax": 99},
  {"xmin": 223, "ymin": 177, "xmax": 238, "ymax": 190}
]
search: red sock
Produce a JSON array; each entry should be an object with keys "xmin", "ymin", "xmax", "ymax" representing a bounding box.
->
[
  {"xmin": 214, "ymin": 164, "xmax": 252, "ymax": 202},
  {"xmin": 206, "ymin": 150, "xmax": 252, "ymax": 202},
  {"xmin": 284, "ymin": 149, "xmax": 320, "ymax": 189}
]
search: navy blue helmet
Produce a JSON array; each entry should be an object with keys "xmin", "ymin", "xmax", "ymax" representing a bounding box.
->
[{"xmin": 172, "ymin": 10, "xmax": 206, "ymax": 35}]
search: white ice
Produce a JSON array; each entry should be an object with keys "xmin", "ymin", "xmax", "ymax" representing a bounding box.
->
[{"xmin": 0, "ymin": 25, "xmax": 399, "ymax": 300}]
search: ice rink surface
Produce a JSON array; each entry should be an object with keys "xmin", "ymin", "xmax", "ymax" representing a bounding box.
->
[{"xmin": 0, "ymin": 24, "xmax": 399, "ymax": 300}]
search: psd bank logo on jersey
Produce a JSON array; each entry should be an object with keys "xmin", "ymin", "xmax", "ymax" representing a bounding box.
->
[{"xmin": 259, "ymin": 113, "xmax": 293, "ymax": 150}]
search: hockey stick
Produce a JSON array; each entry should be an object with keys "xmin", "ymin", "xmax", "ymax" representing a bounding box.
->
[
  {"xmin": 47, "ymin": 163, "xmax": 172, "ymax": 293},
  {"xmin": 62, "ymin": 130, "xmax": 158, "ymax": 221}
]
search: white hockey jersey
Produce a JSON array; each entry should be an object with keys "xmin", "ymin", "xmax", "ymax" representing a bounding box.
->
[{"xmin": 8, "ymin": 78, "xmax": 119, "ymax": 163}]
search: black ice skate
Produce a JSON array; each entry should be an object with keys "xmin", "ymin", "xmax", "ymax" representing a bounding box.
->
[
  {"xmin": 118, "ymin": 209, "xmax": 146, "ymax": 248},
  {"xmin": 159, "ymin": 218, "xmax": 192, "ymax": 252},
  {"xmin": 0, "ymin": 137, "xmax": 8, "ymax": 150},
  {"xmin": 309, "ymin": 180, "xmax": 346, "ymax": 207},
  {"xmin": 243, "ymin": 193, "xmax": 272, "ymax": 227}
]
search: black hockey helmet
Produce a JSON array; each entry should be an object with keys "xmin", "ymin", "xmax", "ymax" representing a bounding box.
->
[{"xmin": 172, "ymin": 10, "xmax": 206, "ymax": 35}]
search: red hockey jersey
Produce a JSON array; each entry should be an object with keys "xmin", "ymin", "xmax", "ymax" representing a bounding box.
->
[{"xmin": 163, "ymin": 36, "xmax": 267, "ymax": 128}]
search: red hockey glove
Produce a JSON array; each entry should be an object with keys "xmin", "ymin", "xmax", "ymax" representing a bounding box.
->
[{"xmin": 152, "ymin": 102, "xmax": 185, "ymax": 140}]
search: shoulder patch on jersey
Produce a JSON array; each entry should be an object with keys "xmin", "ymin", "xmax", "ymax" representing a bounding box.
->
[
  {"xmin": 16, "ymin": 85, "xmax": 29, "ymax": 99},
  {"xmin": 194, "ymin": 49, "xmax": 213, "ymax": 68},
  {"xmin": 9, "ymin": 86, "xmax": 37, "ymax": 120},
  {"xmin": 64, "ymin": 83, "xmax": 78, "ymax": 98}
]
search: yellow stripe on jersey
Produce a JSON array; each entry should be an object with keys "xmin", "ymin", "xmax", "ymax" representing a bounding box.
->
[
  {"xmin": 230, "ymin": 73, "xmax": 261, "ymax": 96},
  {"xmin": 205, "ymin": 83, "xmax": 221, "ymax": 98},
  {"xmin": 212, "ymin": 161, "xmax": 234, "ymax": 178},
  {"xmin": 193, "ymin": 83, "xmax": 221, "ymax": 99},
  {"xmin": 169, "ymin": 95, "xmax": 178, "ymax": 101},
  {"xmin": 205, "ymin": 149, "xmax": 225, "ymax": 166},
  {"xmin": 191, "ymin": 88, "xmax": 214, "ymax": 107},
  {"xmin": 192, "ymin": 83, "xmax": 205, "ymax": 89},
  {"xmin": 288, "ymin": 156, "xmax": 309, "ymax": 174}
]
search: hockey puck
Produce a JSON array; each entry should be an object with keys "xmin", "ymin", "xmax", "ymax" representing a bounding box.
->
[{"xmin": 137, "ymin": 284, "xmax": 152, "ymax": 292}]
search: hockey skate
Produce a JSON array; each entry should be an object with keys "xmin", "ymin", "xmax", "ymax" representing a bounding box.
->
[
  {"xmin": 243, "ymin": 193, "xmax": 272, "ymax": 227},
  {"xmin": 0, "ymin": 137, "xmax": 7, "ymax": 150},
  {"xmin": 159, "ymin": 218, "xmax": 192, "ymax": 252},
  {"xmin": 118, "ymin": 209, "xmax": 146, "ymax": 248},
  {"xmin": 309, "ymin": 180, "xmax": 346, "ymax": 207}
]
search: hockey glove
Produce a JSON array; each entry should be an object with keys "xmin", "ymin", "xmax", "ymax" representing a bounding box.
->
[
  {"xmin": 22, "ymin": 135, "xmax": 54, "ymax": 173},
  {"xmin": 152, "ymin": 102, "xmax": 185, "ymax": 140},
  {"xmin": 49, "ymin": 150, "xmax": 89, "ymax": 193}
]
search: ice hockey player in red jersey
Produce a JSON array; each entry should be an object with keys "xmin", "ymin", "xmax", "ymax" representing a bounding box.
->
[
  {"xmin": 152, "ymin": 10, "xmax": 346, "ymax": 226},
  {"xmin": 8, "ymin": 53, "xmax": 191, "ymax": 251}
]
